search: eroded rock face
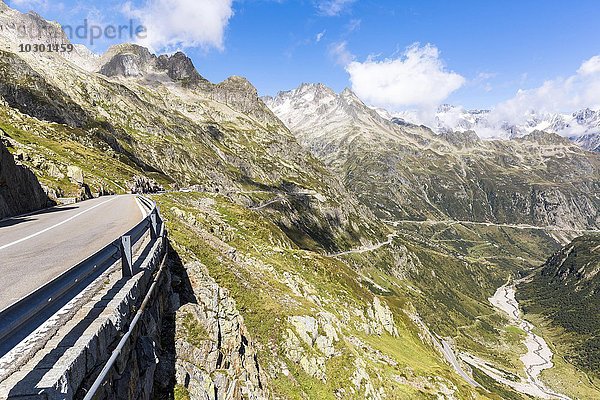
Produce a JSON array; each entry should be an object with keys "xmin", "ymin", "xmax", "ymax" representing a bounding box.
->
[
  {"xmin": 157, "ymin": 52, "xmax": 206, "ymax": 85},
  {"xmin": 67, "ymin": 165, "xmax": 84, "ymax": 184},
  {"xmin": 98, "ymin": 44, "xmax": 154, "ymax": 77},
  {"xmin": 0, "ymin": 141, "xmax": 52, "ymax": 219},
  {"xmin": 174, "ymin": 261, "xmax": 268, "ymax": 400},
  {"xmin": 209, "ymin": 76, "xmax": 263, "ymax": 116},
  {"xmin": 99, "ymin": 44, "xmax": 207, "ymax": 86},
  {"xmin": 368, "ymin": 298, "xmax": 399, "ymax": 337},
  {"xmin": 0, "ymin": 50, "xmax": 91, "ymax": 127},
  {"xmin": 100, "ymin": 54, "xmax": 148, "ymax": 78},
  {"xmin": 284, "ymin": 312, "xmax": 342, "ymax": 381}
]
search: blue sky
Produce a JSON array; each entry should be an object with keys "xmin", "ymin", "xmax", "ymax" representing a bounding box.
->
[{"xmin": 7, "ymin": 0, "xmax": 600, "ymax": 112}]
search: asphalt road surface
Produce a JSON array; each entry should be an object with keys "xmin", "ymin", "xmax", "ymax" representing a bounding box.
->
[{"xmin": 0, "ymin": 195, "xmax": 144, "ymax": 311}]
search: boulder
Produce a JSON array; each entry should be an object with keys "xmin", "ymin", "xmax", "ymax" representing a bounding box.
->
[
  {"xmin": 46, "ymin": 162, "xmax": 65, "ymax": 179},
  {"xmin": 67, "ymin": 165, "xmax": 84, "ymax": 184}
]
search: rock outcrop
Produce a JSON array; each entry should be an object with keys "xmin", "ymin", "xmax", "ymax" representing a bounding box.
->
[
  {"xmin": 129, "ymin": 175, "xmax": 164, "ymax": 194},
  {"xmin": 209, "ymin": 76, "xmax": 264, "ymax": 116},
  {"xmin": 0, "ymin": 141, "xmax": 52, "ymax": 219},
  {"xmin": 172, "ymin": 261, "xmax": 267, "ymax": 400},
  {"xmin": 99, "ymin": 45, "xmax": 155, "ymax": 78},
  {"xmin": 157, "ymin": 52, "xmax": 206, "ymax": 85},
  {"xmin": 99, "ymin": 44, "xmax": 207, "ymax": 86}
]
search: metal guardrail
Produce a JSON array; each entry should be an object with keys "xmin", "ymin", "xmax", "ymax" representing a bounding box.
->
[
  {"xmin": 0, "ymin": 195, "xmax": 164, "ymax": 349},
  {"xmin": 84, "ymin": 248, "xmax": 167, "ymax": 400}
]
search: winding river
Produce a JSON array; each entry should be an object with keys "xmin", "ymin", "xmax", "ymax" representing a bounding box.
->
[{"xmin": 487, "ymin": 283, "xmax": 570, "ymax": 400}]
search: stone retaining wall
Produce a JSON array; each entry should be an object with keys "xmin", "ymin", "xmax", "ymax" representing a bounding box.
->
[{"xmin": 0, "ymin": 236, "xmax": 171, "ymax": 400}]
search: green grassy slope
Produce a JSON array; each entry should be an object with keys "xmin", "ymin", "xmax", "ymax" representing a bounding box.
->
[{"xmin": 519, "ymin": 235, "xmax": 600, "ymax": 376}]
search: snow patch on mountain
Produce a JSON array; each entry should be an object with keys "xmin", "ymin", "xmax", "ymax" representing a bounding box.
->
[
  {"xmin": 263, "ymin": 83, "xmax": 407, "ymax": 143},
  {"xmin": 383, "ymin": 104, "xmax": 600, "ymax": 152}
]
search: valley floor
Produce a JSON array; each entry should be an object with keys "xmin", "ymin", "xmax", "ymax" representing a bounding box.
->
[{"xmin": 485, "ymin": 284, "xmax": 570, "ymax": 399}]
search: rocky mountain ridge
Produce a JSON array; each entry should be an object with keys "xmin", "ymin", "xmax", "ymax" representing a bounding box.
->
[
  {"xmin": 0, "ymin": 21, "xmax": 388, "ymax": 252},
  {"xmin": 98, "ymin": 44, "xmax": 207, "ymax": 86},
  {"xmin": 265, "ymin": 83, "xmax": 600, "ymax": 232}
]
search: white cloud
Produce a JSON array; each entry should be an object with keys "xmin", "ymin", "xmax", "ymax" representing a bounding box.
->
[
  {"xmin": 474, "ymin": 71, "xmax": 496, "ymax": 85},
  {"xmin": 315, "ymin": 30, "xmax": 326, "ymax": 42},
  {"xmin": 316, "ymin": 0, "xmax": 355, "ymax": 16},
  {"xmin": 329, "ymin": 40, "xmax": 354, "ymax": 66},
  {"xmin": 345, "ymin": 43, "xmax": 465, "ymax": 111},
  {"xmin": 489, "ymin": 55, "xmax": 600, "ymax": 124},
  {"xmin": 346, "ymin": 18, "xmax": 361, "ymax": 33},
  {"xmin": 85, "ymin": 7, "xmax": 106, "ymax": 27},
  {"xmin": 122, "ymin": 0, "xmax": 234, "ymax": 52},
  {"xmin": 9, "ymin": 0, "xmax": 49, "ymax": 11},
  {"xmin": 472, "ymin": 71, "xmax": 496, "ymax": 93},
  {"xmin": 577, "ymin": 55, "xmax": 600, "ymax": 75}
]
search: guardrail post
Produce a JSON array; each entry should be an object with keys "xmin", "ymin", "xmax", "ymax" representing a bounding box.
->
[
  {"xmin": 150, "ymin": 211, "xmax": 158, "ymax": 240},
  {"xmin": 121, "ymin": 235, "xmax": 133, "ymax": 277}
]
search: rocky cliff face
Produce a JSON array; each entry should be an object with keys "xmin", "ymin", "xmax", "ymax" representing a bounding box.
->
[
  {"xmin": 99, "ymin": 44, "xmax": 208, "ymax": 86},
  {"xmin": 0, "ymin": 139, "xmax": 51, "ymax": 219},
  {"xmin": 171, "ymin": 261, "xmax": 267, "ymax": 400},
  {"xmin": 571, "ymin": 131, "xmax": 600, "ymax": 152}
]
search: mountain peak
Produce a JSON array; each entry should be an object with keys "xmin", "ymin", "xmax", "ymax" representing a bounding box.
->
[
  {"xmin": 99, "ymin": 44, "xmax": 155, "ymax": 78},
  {"xmin": 573, "ymin": 107, "xmax": 597, "ymax": 122},
  {"xmin": 0, "ymin": 3, "xmax": 69, "ymax": 46},
  {"xmin": 429, "ymin": 104, "xmax": 600, "ymax": 152},
  {"xmin": 297, "ymin": 82, "xmax": 329, "ymax": 92},
  {"xmin": 98, "ymin": 45, "xmax": 206, "ymax": 85},
  {"xmin": 105, "ymin": 43, "xmax": 152, "ymax": 58},
  {"xmin": 264, "ymin": 82, "xmax": 418, "ymax": 157},
  {"xmin": 293, "ymin": 82, "xmax": 337, "ymax": 101},
  {"xmin": 340, "ymin": 87, "xmax": 360, "ymax": 100},
  {"xmin": 216, "ymin": 75, "xmax": 258, "ymax": 97},
  {"xmin": 156, "ymin": 51, "xmax": 206, "ymax": 84}
]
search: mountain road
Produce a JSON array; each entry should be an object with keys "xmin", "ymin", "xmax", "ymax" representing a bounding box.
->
[{"xmin": 0, "ymin": 195, "xmax": 144, "ymax": 312}]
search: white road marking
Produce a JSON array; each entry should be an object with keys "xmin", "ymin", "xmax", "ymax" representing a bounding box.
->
[{"xmin": 0, "ymin": 197, "xmax": 118, "ymax": 251}]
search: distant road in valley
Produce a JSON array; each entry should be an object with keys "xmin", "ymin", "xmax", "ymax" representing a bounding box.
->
[
  {"xmin": 439, "ymin": 339, "xmax": 481, "ymax": 388},
  {"xmin": 0, "ymin": 195, "xmax": 144, "ymax": 311},
  {"xmin": 330, "ymin": 233, "xmax": 398, "ymax": 256},
  {"xmin": 390, "ymin": 219, "xmax": 599, "ymax": 234}
]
